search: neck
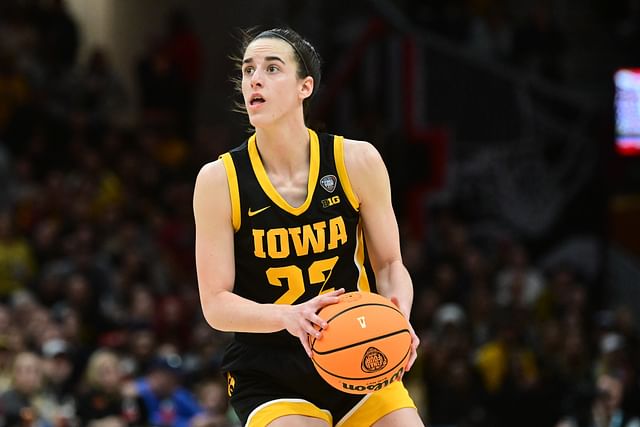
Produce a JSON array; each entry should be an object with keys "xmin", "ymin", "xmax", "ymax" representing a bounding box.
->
[{"xmin": 254, "ymin": 120, "xmax": 310, "ymax": 175}]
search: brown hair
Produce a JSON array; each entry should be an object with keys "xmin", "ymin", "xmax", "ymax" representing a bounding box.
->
[{"xmin": 230, "ymin": 27, "xmax": 322, "ymax": 120}]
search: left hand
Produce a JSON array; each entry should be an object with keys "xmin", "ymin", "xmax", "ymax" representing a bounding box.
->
[{"xmin": 391, "ymin": 296, "xmax": 420, "ymax": 372}]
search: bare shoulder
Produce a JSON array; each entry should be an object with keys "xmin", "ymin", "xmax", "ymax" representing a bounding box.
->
[
  {"xmin": 342, "ymin": 138, "xmax": 389, "ymax": 206},
  {"xmin": 193, "ymin": 158, "xmax": 232, "ymax": 221},
  {"xmin": 343, "ymin": 138, "xmax": 383, "ymax": 165},
  {"xmin": 342, "ymin": 138, "xmax": 387, "ymax": 181},
  {"xmin": 195, "ymin": 158, "xmax": 227, "ymax": 187}
]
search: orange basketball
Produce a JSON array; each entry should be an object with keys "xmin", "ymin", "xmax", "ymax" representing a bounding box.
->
[{"xmin": 309, "ymin": 291, "xmax": 411, "ymax": 394}]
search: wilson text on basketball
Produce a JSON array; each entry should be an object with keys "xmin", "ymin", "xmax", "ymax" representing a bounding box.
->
[{"xmin": 341, "ymin": 366, "xmax": 405, "ymax": 393}]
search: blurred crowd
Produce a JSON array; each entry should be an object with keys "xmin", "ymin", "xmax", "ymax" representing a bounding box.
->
[
  {"xmin": 0, "ymin": 1, "xmax": 639, "ymax": 427},
  {"xmin": 0, "ymin": 1, "xmax": 236, "ymax": 426},
  {"xmin": 403, "ymin": 206, "xmax": 640, "ymax": 427}
]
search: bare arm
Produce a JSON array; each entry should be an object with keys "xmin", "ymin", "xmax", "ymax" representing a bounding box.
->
[
  {"xmin": 193, "ymin": 160, "xmax": 342, "ymax": 354},
  {"xmin": 343, "ymin": 139, "xmax": 419, "ymax": 368}
]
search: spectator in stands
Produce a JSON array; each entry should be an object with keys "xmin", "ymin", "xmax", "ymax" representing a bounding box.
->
[
  {"xmin": 0, "ymin": 145, "xmax": 10, "ymax": 209},
  {"xmin": 122, "ymin": 326, "xmax": 157, "ymax": 378},
  {"xmin": 422, "ymin": 304, "xmax": 486, "ymax": 426},
  {"xmin": 0, "ymin": 209, "xmax": 35, "ymax": 299},
  {"xmin": 38, "ymin": 338, "xmax": 77, "ymax": 426},
  {"xmin": 189, "ymin": 378, "xmax": 240, "ymax": 427},
  {"xmin": 60, "ymin": 271, "xmax": 106, "ymax": 345},
  {"xmin": 474, "ymin": 309, "xmax": 539, "ymax": 393},
  {"xmin": 495, "ymin": 243, "xmax": 544, "ymax": 309},
  {"xmin": 71, "ymin": 47, "xmax": 128, "ymax": 132},
  {"xmin": 594, "ymin": 332, "xmax": 635, "ymax": 391},
  {"xmin": 125, "ymin": 353, "xmax": 202, "ymax": 427},
  {"xmin": 136, "ymin": 39, "xmax": 188, "ymax": 131},
  {"xmin": 0, "ymin": 333, "xmax": 12, "ymax": 393},
  {"xmin": 0, "ymin": 49, "xmax": 30, "ymax": 136},
  {"xmin": 0, "ymin": 351, "xmax": 48, "ymax": 426},
  {"xmin": 76, "ymin": 349, "xmax": 147, "ymax": 427},
  {"xmin": 431, "ymin": 258, "xmax": 465, "ymax": 304},
  {"xmin": 557, "ymin": 372, "xmax": 640, "ymax": 427},
  {"xmin": 153, "ymin": 295, "xmax": 190, "ymax": 352}
]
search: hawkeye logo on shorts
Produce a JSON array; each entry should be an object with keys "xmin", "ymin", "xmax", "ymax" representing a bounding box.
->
[
  {"xmin": 361, "ymin": 347, "xmax": 388, "ymax": 373},
  {"xmin": 321, "ymin": 195, "xmax": 340, "ymax": 208},
  {"xmin": 320, "ymin": 175, "xmax": 337, "ymax": 193},
  {"xmin": 226, "ymin": 372, "xmax": 235, "ymax": 397}
]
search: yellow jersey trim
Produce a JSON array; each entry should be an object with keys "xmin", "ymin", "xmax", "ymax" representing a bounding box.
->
[
  {"xmin": 334, "ymin": 136, "xmax": 360, "ymax": 211},
  {"xmin": 336, "ymin": 381, "xmax": 416, "ymax": 427},
  {"xmin": 246, "ymin": 399, "xmax": 332, "ymax": 427},
  {"xmin": 247, "ymin": 129, "xmax": 320, "ymax": 216},
  {"xmin": 354, "ymin": 220, "xmax": 370, "ymax": 292},
  {"xmin": 220, "ymin": 153, "xmax": 241, "ymax": 232}
]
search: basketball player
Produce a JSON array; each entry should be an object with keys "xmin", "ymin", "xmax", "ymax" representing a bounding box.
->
[{"xmin": 193, "ymin": 28, "xmax": 424, "ymax": 427}]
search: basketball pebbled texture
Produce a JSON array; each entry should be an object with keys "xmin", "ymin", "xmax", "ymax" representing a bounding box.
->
[{"xmin": 309, "ymin": 291, "xmax": 411, "ymax": 394}]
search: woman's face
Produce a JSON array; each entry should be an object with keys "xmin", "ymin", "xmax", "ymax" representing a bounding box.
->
[
  {"xmin": 241, "ymin": 37, "xmax": 312, "ymax": 128},
  {"xmin": 95, "ymin": 355, "xmax": 121, "ymax": 391},
  {"xmin": 13, "ymin": 353, "xmax": 42, "ymax": 395}
]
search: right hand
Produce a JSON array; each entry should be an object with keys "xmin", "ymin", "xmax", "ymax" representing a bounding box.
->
[{"xmin": 282, "ymin": 288, "xmax": 345, "ymax": 357}]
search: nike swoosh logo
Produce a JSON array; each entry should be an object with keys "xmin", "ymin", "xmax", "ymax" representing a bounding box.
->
[{"xmin": 248, "ymin": 206, "xmax": 271, "ymax": 217}]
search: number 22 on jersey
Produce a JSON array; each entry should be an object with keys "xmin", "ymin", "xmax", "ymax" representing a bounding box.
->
[{"xmin": 267, "ymin": 256, "xmax": 339, "ymax": 304}]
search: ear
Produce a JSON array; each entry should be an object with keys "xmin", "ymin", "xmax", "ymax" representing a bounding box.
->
[{"xmin": 299, "ymin": 76, "xmax": 314, "ymax": 100}]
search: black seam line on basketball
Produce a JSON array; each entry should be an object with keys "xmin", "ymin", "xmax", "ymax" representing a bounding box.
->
[
  {"xmin": 312, "ymin": 329, "xmax": 410, "ymax": 355},
  {"xmin": 310, "ymin": 303, "xmax": 405, "ymax": 352},
  {"xmin": 324, "ymin": 303, "xmax": 404, "ymax": 325},
  {"xmin": 312, "ymin": 346, "xmax": 411, "ymax": 381}
]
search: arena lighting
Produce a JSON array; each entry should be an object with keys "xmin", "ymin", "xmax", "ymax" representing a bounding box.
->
[{"xmin": 614, "ymin": 67, "xmax": 640, "ymax": 156}]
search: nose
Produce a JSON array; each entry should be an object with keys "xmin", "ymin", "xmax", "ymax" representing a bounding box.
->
[{"xmin": 250, "ymin": 68, "xmax": 263, "ymax": 88}]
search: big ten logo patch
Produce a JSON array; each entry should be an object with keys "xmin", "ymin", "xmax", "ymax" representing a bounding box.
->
[{"xmin": 321, "ymin": 195, "xmax": 340, "ymax": 208}]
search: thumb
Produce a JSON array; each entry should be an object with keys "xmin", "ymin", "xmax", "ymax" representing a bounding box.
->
[
  {"xmin": 389, "ymin": 296, "xmax": 400, "ymax": 308},
  {"xmin": 389, "ymin": 296, "xmax": 410, "ymax": 320}
]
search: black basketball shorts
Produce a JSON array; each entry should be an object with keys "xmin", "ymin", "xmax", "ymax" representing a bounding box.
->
[{"xmin": 221, "ymin": 340, "xmax": 415, "ymax": 427}]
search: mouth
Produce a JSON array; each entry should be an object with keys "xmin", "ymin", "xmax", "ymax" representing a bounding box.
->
[{"xmin": 249, "ymin": 95, "xmax": 266, "ymax": 107}]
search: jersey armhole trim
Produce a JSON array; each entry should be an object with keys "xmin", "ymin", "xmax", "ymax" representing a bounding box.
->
[
  {"xmin": 334, "ymin": 136, "xmax": 360, "ymax": 211},
  {"xmin": 220, "ymin": 153, "xmax": 241, "ymax": 232}
]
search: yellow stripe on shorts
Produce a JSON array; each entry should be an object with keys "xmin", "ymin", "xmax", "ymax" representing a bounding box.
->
[
  {"xmin": 335, "ymin": 381, "xmax": 416, "ymax": 427},
  {"xmin": 246, "ymin": 399, "xmax": 332, "ymax": 427}
]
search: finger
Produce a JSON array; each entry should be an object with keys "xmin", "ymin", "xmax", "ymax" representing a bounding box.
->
[
  {"xmin": 318, "ymin": 289, "xmax": 345, "ymax": 304},
  {"xmin": 406, "ymin": 333, "xmax": 420, "ymax": 371},
  {"xmin": 322, "ymin": 288, "xmax": 345, "ymax": 298},
  {"xmin": 406, "ymin": 347, "xmax": 417, "ymax": 371},
  {"xmin": 309, "ymin": 313, "xmax": 328, "ymax": 330},
  {"xmin": 312, "ymin": 289, "xmax": 345, "ymax": 310},
  {"xmin": 305, "ymin": 321, "xmax": 322, "ymax": 339},
  {"xmin": 299, "ymin": 333, "xmax": 312, "ymax": 358},
  {"xmin": 390, "ymin": 296, "xmax": 411, "ymax": 318}
]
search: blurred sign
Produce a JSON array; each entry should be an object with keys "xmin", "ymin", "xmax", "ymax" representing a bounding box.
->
[{"xmin": 615, "ymin": 68, "xmax": 640, "ymax": 156}]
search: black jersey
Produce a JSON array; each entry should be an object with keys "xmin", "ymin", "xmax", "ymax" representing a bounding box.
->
[{"xmin": 220, "ymin": 129, "xmax": 374, "ymax": 347}]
